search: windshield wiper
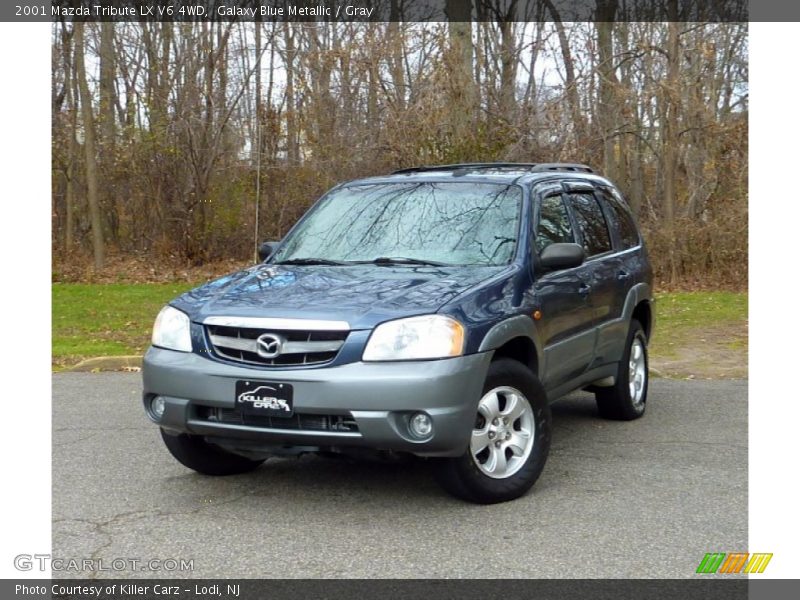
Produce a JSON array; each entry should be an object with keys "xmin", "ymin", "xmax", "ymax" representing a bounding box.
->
[
  {"xmin": 273, "ymin": 257, "xmax": 350, "ymax": 266},
  {"xmin": 359, "ymin": 257, "xmax": 452, "ymax": 267},
  {"xmin": 276, "ymin": 256, "xmax": 451, "ymax": 267}
]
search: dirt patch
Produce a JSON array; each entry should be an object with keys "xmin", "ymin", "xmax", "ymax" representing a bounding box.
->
[
  {"xmin": 68, "ymin": 356, "xmax": 143, "ymax": 372},
  {"xmin": 650, "ymin": 323, "xmax": 747, "ymax": 379},
  {"xmin": 53, "ymin": 251, "xmax": 249, "ymax": 284}
]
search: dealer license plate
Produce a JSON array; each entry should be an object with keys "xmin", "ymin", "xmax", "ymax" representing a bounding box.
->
[{"xmin": 234, "ymin": 380, "xmax": 294, "ymax": 418}]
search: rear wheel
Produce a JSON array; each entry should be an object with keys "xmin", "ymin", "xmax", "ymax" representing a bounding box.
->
[
  {"xmin": 434, "ymin": 359, "xmax": 551, "ymax": 504},
  {"xmin": 595, "ymin": 319, "xmax": 649, "ymax": 420},
  {"xmin": 160, "ymin": 429, "xmax": 265, "ymax": 476}
]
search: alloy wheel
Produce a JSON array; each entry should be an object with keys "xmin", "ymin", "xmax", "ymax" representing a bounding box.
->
[
  {"xmin": 629, "ymin": 338, "xmax": 647, "ymax": 406},
  {"xmin": 470, "ymin": 386, "xmax": 535, "ymax": 479}
]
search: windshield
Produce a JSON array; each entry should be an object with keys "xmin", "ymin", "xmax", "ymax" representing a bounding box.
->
[{"xmin": 272, "ymin": 182, "xmax": 522, "ymax": 266}]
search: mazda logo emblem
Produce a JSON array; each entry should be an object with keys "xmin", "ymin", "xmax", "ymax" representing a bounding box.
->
[{"xmin": 256, "ymin": 333, "xmax": 283, "ymax": 358}]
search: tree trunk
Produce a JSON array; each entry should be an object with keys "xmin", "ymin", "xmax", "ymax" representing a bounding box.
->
[
  {"xmin": 388, "ymin": 1, "xmax": 406, "ymax": 110},
  {"xmin": 99, "ymin": 21, "xmax": 119, "ymax": 242},
  {"xmin": 596, "ymin": 0, "xmax": 619, "ymax": 182},
  {"xmin": 543, "ymin": 0, "xmax": 584, "ymax": 144},
  {"xmin": 66, "ymin": 70, "xmax": 79, "ymax": 250},
  {"xmin": 254, "ymin": 20, "xmax": 262, "ymax": 261},
  {"xmin": 307, "ymin": 24, "xmax": 336, "ymax": 163},
  {"xmin": 74, "ymin": 22, "xmax": 105, "ymax": 269},
  {"xmin": 99, "ymin": 22, "xmax": 116, "ymax": 147},
  {"xmin": 445, "ymin": 0, "xmax": 475, "ymax": 147},
  {"xmin": 283, "ymin": 22, "xmax": 298, "ymax": 164},
  {"xmin": 498, "ymin": 19, "xmax": 517, "ymax": 124},
  {"xmin": 61, "ymin": 22, "xmax": 76, "ymax": 249},
  {"xmin": 367, "ymin": 29, "xmax": 379, "ymax": 146},
  {"xmin": 662, "ymin": 16, "xmax": 680, "ymax": 225}
]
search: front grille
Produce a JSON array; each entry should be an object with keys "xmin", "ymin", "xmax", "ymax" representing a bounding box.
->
[
  {"xmin": 198, "ymin": 406, "xmax": 359, "ymax": 433},
  {"xmin": 206, "ymin": 324, "xmax": 348, "ymax": 367}
]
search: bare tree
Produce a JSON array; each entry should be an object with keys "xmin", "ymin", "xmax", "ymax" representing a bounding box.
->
[
  {"xmin": 74, "ymin": 22, "xmax": 105, "ymax": 269},
  {"xmin": 51, "ymin": 20, "xmax": 748, "ymax": 285}
]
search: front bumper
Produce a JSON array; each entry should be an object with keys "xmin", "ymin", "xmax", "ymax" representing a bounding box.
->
[{"xmin": 142, "ymin": 347, "xmax": 492, "ymax": 457}]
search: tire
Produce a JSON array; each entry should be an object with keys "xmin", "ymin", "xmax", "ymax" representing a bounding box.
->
[
  {"xmin": 160, "ymin": 429, "xmax": 265, "ymax": 476},
  {"xmin": 595, "ymin": 319, "xmax": 649, "ymax": 421},
  {"xmin": 434, "ymin": 358, "xmax": 552, "ymax": 504}
]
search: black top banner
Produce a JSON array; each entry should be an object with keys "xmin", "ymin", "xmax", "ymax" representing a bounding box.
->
[{"xmin": 3, "ymin": 0, "xmax": 767, "ymax": 23}]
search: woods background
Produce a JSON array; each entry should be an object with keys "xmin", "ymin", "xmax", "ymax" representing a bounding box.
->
[{"xmin": 50, "ymin": 6, "xmax": 748, "ymax": 288}]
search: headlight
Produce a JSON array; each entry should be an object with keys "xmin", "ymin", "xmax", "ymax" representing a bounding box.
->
[
  {"xmin": 363, "ymin": 315, "xmax": 465, "ymax": 361},
  {"xmin": 151, "ymin": 306, "xmax": 192, "ymax": 352}
]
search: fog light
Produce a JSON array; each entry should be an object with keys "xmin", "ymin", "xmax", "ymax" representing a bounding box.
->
[
  {"xmin": 151, "ymin": 396, "xmax": 166, "ymax": 419},
  {"xmin": 409, "ymin": 412, "xmax": 433, "ymax": 438}
]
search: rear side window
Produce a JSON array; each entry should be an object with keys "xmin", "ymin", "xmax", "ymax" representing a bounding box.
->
[
  {"xmin": 569, "ymin": 192, "xmax": 612, "ymax": 257},
  {"xmin": 599, "ymin": 188, "xmax": 640, "ymax": 249},
  {"xmin": 536, "ymin": 194, "xmax": 575, "ymax": 252}
]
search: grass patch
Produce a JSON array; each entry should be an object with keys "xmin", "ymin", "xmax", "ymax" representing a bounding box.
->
[
  {"xmin": 53, "ymin": 284, "xmax": 748, "ymax": 377},
  {"xmin": 52, "ymin": 283, "xmax": 195, "ymax": 369},
  {"xmin": 650, "ymin": 291, "xmax": 747, "ymax": 356}
]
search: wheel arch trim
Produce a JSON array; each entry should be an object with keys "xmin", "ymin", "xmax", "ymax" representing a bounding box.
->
[
  {"xmin": 477, "ymin": 315, "xmax": 544, "ymax": 380},
  {"xmin": 621, "ymin": 282, "xmax": 654, "ymax": 336}
]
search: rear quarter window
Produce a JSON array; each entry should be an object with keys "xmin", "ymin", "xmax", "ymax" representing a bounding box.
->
[
  {"xmin": 599, "ymin": 187, "xmax": 640, "ymax": 249},
  {"xmin": 568, "ymin": 192, "xmax": 612, "ymax": 257}
]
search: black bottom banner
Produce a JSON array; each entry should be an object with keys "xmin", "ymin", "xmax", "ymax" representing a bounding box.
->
[{"xmin": 6, "ymin": 579, "xmax": 800, "ymax": 600}]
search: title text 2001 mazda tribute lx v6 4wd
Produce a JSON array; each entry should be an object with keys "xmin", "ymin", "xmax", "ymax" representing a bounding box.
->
[{"xmin": 143, "ymin": 163, "xmax": 654, "ymax": 503}]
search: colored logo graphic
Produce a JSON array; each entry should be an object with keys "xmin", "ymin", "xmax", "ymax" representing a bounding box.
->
[{"xmin": 696, "ymin": 553, "xmax": 773, "ymax": 574}]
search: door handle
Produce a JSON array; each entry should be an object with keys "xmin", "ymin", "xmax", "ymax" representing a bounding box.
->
[
  {"xmin": 578, "ymin": 283, "xmax": 591, "ymax": 296},
  {"xmin": 617, "ymin": 270, "xmax": 631, "ymax": 281}
]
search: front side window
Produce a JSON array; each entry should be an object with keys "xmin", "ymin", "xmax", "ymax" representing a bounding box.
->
[
  {"xmin": 273, "ymin": 182, "xmax": 522, "ymax": 266},
  {"xmin": 569, "ymin": 192, "xmax": 612, "ymax": 257},
  {"xmin": 535, "ymin": 194, "xmax": 575, "ymax": 252}
]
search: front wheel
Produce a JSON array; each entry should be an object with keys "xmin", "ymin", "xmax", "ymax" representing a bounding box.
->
[
  {"xmin": 434, "ymin": 359, "xmax": 551, "ymax": 504},
  {"xmin": 160, "ymin": 429, "xmax": 265, "ymax": 476},
  {"xmin": 595, "ymin": 319, "xmax": 649, "ymax": 420}
]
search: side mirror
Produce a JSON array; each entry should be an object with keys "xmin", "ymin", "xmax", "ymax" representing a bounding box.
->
[
  {"xmin": 539, "ymin": 243, "xmax": 585, "ymax": 271},
  {"xmin": 258, "ymin": 241, "xmax": 280, "ymax": 262}
]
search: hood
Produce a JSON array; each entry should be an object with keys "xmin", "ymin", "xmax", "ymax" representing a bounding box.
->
[{"xmin": 172, "ymin": 263, "xmax": 512, "ymax": 330}]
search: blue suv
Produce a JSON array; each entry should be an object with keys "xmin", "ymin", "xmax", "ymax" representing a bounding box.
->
[{"xmin": 143, "ymin": 163, "xmax": 654, "ymax": 503}]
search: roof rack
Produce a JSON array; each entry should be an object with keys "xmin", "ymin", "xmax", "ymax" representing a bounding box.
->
[
  {"xmin": 529, "ymin": 163, "xmax": 595, "ymax": 173},
  {"xmin": 391, "ymin": 162, "xmax": 595, "ymax": 175}
]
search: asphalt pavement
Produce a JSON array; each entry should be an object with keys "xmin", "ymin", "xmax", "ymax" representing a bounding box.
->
[{"xmin": 52, "ymin": 373, "xmax": 747, "ymax": 578}]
